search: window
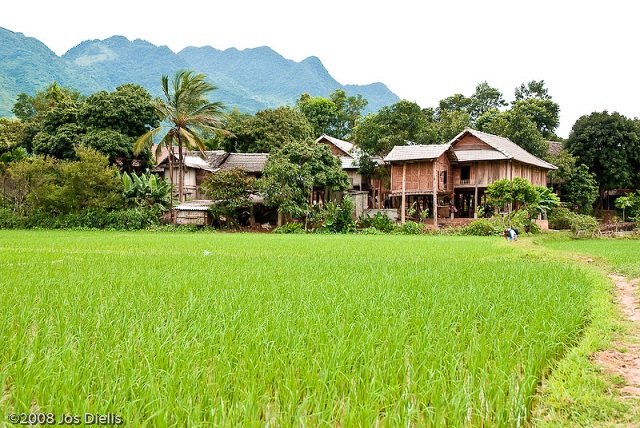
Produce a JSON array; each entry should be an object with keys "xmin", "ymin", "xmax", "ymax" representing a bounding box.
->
[
  {"xmin": 460, "ymin": 166, "xmax": 471, "ymax": 184},
  {"xmin": 439, "ymin": 170, "xmax": 447, "ymax": 189}
]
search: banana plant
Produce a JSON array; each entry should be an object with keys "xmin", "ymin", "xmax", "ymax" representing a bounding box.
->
[{"xmin": 119, "ymin": 170, "xmax": 172, "ymax": 207}]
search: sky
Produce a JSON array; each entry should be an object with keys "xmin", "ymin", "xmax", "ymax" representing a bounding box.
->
[{"xmin": 1, "ymin": 0, "xmax": 638, "ymax": 138}]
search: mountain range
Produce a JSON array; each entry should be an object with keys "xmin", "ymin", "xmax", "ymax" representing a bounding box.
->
[{"xmin": 0, "ymin": 27, "xmax": 400, "ymax": 118}]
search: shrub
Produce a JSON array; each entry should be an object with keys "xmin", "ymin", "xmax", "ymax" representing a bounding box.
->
[
  {"xmin": 319, "ymin": 197, "xmax": 356, "ymax": 234},
  {"xmin": 548, "ymin": 207, "xmax": 574, "ymax": 230},
  {"xmin": 0, "ymin": 207, "xmax": 163, "ymax": 230},
  {"xmin": 570, "ymin": 214, "xmax": 600, "ymax": 237},
  {"xmin": 460, "ymin": 219, "xmax": 502, "ymax": 236},
  {"xmin": 395, "ymin": 221, "xmax": 427, "ymax": 235},
  {"xmin": 358, "ymin": 211, "xmax": 395, "ymax": 232},
  {"xmin": 310, "ymin": 197, "xmax": 356, "ymax": 234},
  {"xmin": 273, "ymin": 222, "xmax": 305, "ymax": 234},
  {"xmin": 358, "ymin": 226, "xmax": 384, "ymax": 235},
  {"xmin": 0, "ymin": 208, "xmax": 25, "ymax": 229}
]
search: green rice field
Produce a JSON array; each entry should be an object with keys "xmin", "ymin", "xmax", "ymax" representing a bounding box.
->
[
  {"xmin": 0, "ymin": 230, "xmax": 603, "ymax": 426},
  {"xmin": 542, "ymin": 236, "xmax": 640, "ymax": 278}
]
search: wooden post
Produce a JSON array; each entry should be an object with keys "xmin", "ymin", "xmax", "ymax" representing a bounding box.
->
[
  {"xmin": 401, "ymin": 162, "xmax": 407, "ymax": 223},
  {"xmin": 249, "ymin": 206, "xmax": 256, "ymax": 226},
  {"xmin": 473, "ymin": 162, "xmax": 478, "ymax": 219},
  {"xmin": 432, "ymin": 159, "xmax": 438, "ymax": 227}
]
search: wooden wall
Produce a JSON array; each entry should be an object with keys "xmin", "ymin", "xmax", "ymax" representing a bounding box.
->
[
  {"xmin": 390, "ymin": 161, "xmax": 434, "ymax": 192},
  {"xmin": 453, "ymin": 161, "xmax": 549, "ymax": 187},
  {"xmin": 321, "ymin": 141, "xmax": 349, "ymax": 157},
  {"xmin": 454, "ymin": 135, "xmax": 493, "ymax": 150},
  {"xmin": 389, "ymin": 154, "xmax": 451, "ymax": 194}
]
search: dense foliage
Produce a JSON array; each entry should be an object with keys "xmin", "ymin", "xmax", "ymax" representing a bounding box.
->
[
  {"xmin": 0, "ymin": 149, "xmax": 168, "ymax": 229},
  {"xmin": 15, "ymin": 83, "xmax": 159, "ymax": 170},
  {"xmin": 201, "ymin": 168, "xmax": 256, "ymax": 227},
  {"xmin": 221, "ymin": 106, "xmax": 313, "ymax": 153},
  {"xmin": 259, "ymin": 140, "xmax": 349, "ymax": 219},
  {"xmin": 296, "ymin": 89, "xmax": 368, "ymax": 139},
  {"xmin": 566, "ymin": 111, "xmax": 640, "ymax": 200}
]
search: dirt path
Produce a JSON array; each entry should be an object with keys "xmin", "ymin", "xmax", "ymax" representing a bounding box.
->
[{"xmin": 594, "ymin": 274, "xmax": 640, "ymax": 397}]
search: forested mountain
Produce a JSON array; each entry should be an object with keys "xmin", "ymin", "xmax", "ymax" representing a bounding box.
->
[{"xmin": 0, "ymin": 27, "xmax": 400, "ymax": 118}]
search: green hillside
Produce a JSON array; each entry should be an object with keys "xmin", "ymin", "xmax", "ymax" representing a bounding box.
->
[{"xmin": 0, "ymin": 27, "xmax": 400, "ymax": 118}]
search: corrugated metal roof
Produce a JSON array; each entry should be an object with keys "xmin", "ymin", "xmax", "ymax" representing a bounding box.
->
[
  {"xmin": 454, "ymin": 149, "xmax": 509, "ymax": 162},
  {"xmin": 383, "ymin": 144, "xmax": 450, "ymax": 162},
  {"xmin": 449, "ymin": 129, "xmax": 557, "ymax": 170},
  {"xmin": 174, "ymin": 200, "xmax": 214, "ymax": 211},
  {"xmin": 173, "ymin": 194, "xmax": 264, "ymax": 211},
  {"xmin": 341, "ymin": 156, "xmax": 358, "ymax": 169},
  {"xmin": 184, "ymin": 155, "xmax": 217, "ymax": 171}
]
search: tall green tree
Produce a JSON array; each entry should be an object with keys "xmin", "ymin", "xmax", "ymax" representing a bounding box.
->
[
  {"xmin": 476, "ymin": 108, "xmax": 548, "ymax": 159},
  {"xmin": 134, "ymin": 70, "xmax": 229, "ymax": 203},
  {"xmin": 561, "ymin": 164, "xmax": 599, "ymax": 213},
  {"xmin": 201, "ymin": 168, "xmax": 256, "ymax": 226},
  {"xmin": 296, "ymin": 94, "xmax": 338, "ymax": 138},
  {"xmin": 468, "ymin": 81, "xmax": 507, "ymax": 123},
  {"xmin": 78, "ymin": 84, "xmax": 159, "ymax": 138},
  {"xmin": 352, "ymin": 100, "xmax": 438, "ymax": 156},
  {"xmin": 258, "ymin": 140, "xmax": 349, "ymax": 221},
  {"xmin": 296, "ymin": 89, "xmax": 368, "ymax": 140},
  {"xmin": 12, "ymin": 82, "xmax": 84, "ymax": 122},
  {"xmin": 329, "ymin": 89, "xmax": 368, "ymax": 139},
  {"xmin": 222, "ymin": 106, "xmax": 312, "ymax": 153},
  {"xmin": 437, "ymin": 109, "xmax": 471, "ymax": 142},
  {"xmin": 435, "ymin": 94, "xmax": 470, "ymax": 121},
  {"xmin": 435, "ymin": 81, "xmax": 506, "ymax": 127},
  {"xmin": 79, "ymin": 84, "xmax": 159, "ymax": 168},
  {"xmin": 566, "ymin": 111, "xmax": 640, "ymax": 205},
  {"xmin": 512, "ymin": 80, "xmax": 560, "ymax": 139}
]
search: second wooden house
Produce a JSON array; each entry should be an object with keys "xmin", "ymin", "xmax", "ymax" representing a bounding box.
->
[{"xmin": 384, "ymin": 128, "xmax": 557, "ymax": 225}]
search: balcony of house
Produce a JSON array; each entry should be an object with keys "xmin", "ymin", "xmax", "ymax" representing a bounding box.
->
[{"xmin": 453, "ymin": 165, "xmax": 475, "ymax": 188}]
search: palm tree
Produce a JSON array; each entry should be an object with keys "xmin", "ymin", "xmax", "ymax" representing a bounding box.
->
[{"xmin": 134, "ymin": 70, "xmax": 228, "ymax": 205}]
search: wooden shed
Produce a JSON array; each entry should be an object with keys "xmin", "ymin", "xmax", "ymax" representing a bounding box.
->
[{"xmin": 173, "ymin": 200, "xmax": 214, "ymax": 226}]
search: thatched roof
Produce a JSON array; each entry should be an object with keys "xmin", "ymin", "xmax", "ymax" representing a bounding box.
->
[
  {"xmin": 547, "ymin": 140, "xmax": 564, "ymax": 157},
  {"xmin": 204, "ymin": 150, "xmax": 229, "ymax": 168},
  {"xmin": 218, "ymin": 153, "xmax": 269, "ymax": 174}
]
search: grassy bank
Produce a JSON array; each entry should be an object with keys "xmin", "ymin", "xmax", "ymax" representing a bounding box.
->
[{"xmin": 532, "ymin": 233, "xmax": 640, "ymax": 426}]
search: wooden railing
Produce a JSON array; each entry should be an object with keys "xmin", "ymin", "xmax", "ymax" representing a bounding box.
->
[{"xmin": 454, "ymin": 178, "xmax": 473, "ymax": 186}]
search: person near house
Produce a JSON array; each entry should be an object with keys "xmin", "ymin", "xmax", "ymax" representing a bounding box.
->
[
  {"xmin": 502, "ymin": 228, "xmax": 518, "ymax": 241},
  {"xmin": 449, "ymin": 204, "xmax": 457, "ymax": 219}
]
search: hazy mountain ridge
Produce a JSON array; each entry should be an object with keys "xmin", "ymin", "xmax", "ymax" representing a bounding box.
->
[{"xmin": 0, "ymin": 27, "xmax": 400, "ymax": 118}]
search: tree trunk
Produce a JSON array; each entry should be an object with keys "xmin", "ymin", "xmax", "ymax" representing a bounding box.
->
[
  {"xmin": 178, "ymin": 137, "xmax": 184, "ymax": 203},
  {"xmin": 167, "ymin": 142, "xmax": 175, "ymax": 223}
]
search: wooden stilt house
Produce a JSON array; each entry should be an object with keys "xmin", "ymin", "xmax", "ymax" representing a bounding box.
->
[{"xmin": 384, "ymin": 128, "xmax": 557, "ymax": 225}]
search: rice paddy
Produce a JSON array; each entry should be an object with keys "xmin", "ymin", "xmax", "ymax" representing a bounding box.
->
[
  {"xmin": 0, "ymin": 230, "xmax": 600, "ymax": 426},
  {"xmin": 542, "ymin": 236, "xmax": 640, "ymax": 278}
]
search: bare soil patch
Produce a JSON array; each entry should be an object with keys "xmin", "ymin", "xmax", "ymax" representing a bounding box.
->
[{"xmin": 594, "ymin": 274, "xmax": 640, "ymax": 397}]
